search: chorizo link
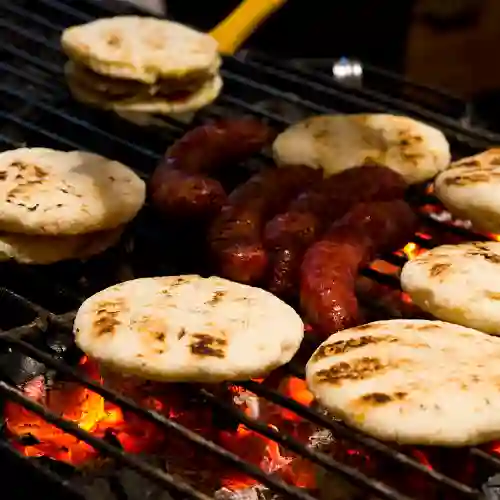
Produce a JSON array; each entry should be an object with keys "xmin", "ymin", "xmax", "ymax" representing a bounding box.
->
[
  {"xmin": 163, "ymin": 119, "xmax": 276, "ymax": 173},
  {"xmin": 209, "ymin": 166, "xmax": 322, "ymax": 284},
  {"xmin": 149, "ymin": 119, "xmax": 276, "ymax": 220},
  {"xmin": 265, "ymin": 166, "xmax": 408, "ymax": 296},
  {"xmin": 300, "ymin": 200, "xmax": 418, "ymax": 336}
]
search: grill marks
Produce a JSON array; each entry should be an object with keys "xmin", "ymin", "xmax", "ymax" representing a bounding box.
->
[
  {"xmin": 133, "ymin": 316, "xmax": 168, "ymax": 355},
  {"xmin": 93, "ymin": 299, "xmax": 125, "ymax": 337},
  {"xmin": 358, "ymin": 391, "xmax": 407, "ymax": 405},
  {"xmin": 429, "ymin": 262, "xmax": 451, "ymax": 277},
  {"xmin": 314, "ymin": 356, "xmax": 390, "ymax": 385},
  {"xmin": 5, "ymin": 161, "xmax": 49, "ymax": 210},
  {"xmin": 311, "ymin": 334, "xmax": 399, "ymax": 362},
  {"xmin": 465, "ymin": 243, "xmax": 500, "ymax": 264},
  {"xmin": 441, "ymin": 151, "xmax": 500, "ymax": 186},
  {"xmin": 189, "ymin": 333, "xmax": 227, "ymax": 358}
]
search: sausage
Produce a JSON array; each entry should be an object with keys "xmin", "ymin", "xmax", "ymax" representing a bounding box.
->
[
  {"xmin": 209, "ymin": 166, "xmax": 322, "ymax": 284},
  {"xmin": 149, "ymin": 119, "xmax": 276, "ymax": 221},
  {"xmin": 163, "ymin": 119, "xmax": 276, "ymax": 174},
  {"xmin": 264, "ymin": 166, "xmax": 408, "ymax": 296},
  {"xmin": 148, "ymin": 168, "xmax": 228, "ymax": 220},
  {"xmin": 300, "ymin": 200, "xmax": 418, "ymax": 336}
]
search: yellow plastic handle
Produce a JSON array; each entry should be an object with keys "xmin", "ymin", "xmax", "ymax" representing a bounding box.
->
[{"xmin": 210, "ymin": 0, "xmax": 287, "ymax": 55}]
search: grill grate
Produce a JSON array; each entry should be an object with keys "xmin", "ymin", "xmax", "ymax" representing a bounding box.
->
[{"xmin": 0, "ymin": 1, "xmax": 498, "ymax": 499}]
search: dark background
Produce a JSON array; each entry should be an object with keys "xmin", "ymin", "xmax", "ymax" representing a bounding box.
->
[
  {"xmin": 167, "ymin": 1, "xmax": 415, "ymax": 74},
  {"xmin": 166, "ymin": 0, "xmax": 500, "ymax": 110}
]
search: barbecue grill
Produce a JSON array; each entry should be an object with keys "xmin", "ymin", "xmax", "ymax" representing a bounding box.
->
[{"xmin": 2, "ymin": 1, "xmax": 500, "ymax": 499}]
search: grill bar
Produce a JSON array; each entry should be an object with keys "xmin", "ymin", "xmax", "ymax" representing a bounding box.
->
[
  {"xmin": 198, "ymin": 387, "xmax": 414, "ymax": 500},
  {"xmin": 226, "ymin": 55, "xmax": 500, "ymax": 145},
  {"xmin": 0, "ymin": 87, "xmax": 161, "ymax": 160},
  {"xmin": 250, "ymin": 54, "xmax": 489, "ymax": 139},
  {"xmin": 0, "ymin": 302, "xmax": 487, "ymax": 499},
  {"xmin": 240, "ymin": 381, "xmax": 482, "ymax": 497},
  {"xmin": 0, "ymin": 0, "xmax": 499, "ymax": 498},
  {"xmin": 0, "ymin": 333, "xmax": 322, "ymax": 500},
  {"xmin": 0, "ymin": 440, "xmax": 86, "ymax": 500},
  {"xmin": 0, "ymin": 380, "xmax": 214, "ymax": 500},
  {"xmin": 0, "ymin": 1, "xmax": 494, "ymax": 150}
]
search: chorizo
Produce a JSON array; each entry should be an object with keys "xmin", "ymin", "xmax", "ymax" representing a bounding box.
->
[
  {"xmin": 209, "ymin": 166, "xmax": 322, "ymax": 284},
  {"xmin": 265, "ymin": 166, "xmax": 408, "ymax": 296},
  {"xmin": 149, "ymin": 119, "xmax": 276, "ymax": 221},
  {"xmin": 300, "ymin": 200, "xmax": 418, "ymax": 336}
]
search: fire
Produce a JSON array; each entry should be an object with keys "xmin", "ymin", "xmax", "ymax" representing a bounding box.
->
[
  {"xmin": 4, "ymin": 359, "xmax": 319, "ymax": 494},
  {"xmin": 280, "ymin": 377, "xmax": 313, "ymax": 422},
  {"xmin": 4, "ymin": 357, "xmax": 163, "ymax": 465},
  {"xmin": 8, "ymin": 356, "xmax": 500, "ymax": 496},
  {"xmin": 220, "ymin": 378, "xmax": 317, "ymax": 490},
  {"xmin": 402, "ymin": 241, "xmax": 422, "ymax": 260}
]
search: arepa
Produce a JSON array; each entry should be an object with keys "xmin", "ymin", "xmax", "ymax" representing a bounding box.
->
[
  {"xmin": 306, "ymin": 319, "xmax": 500, "ymax": 446},
  {"xmin": 66, "ymin": 62, "xmax": 223, "ymax": 115},
  {"xmin": 0, "ymin": 226, "xmax": 124, "ymax": 265},
  {"xmin": 401, "ymin": 241, "xmax": 500, "ymax": 335},
  {"xmin": 0, "ymin": 148, "xmax": 145, "ymax": 235},
  {"xmin": 273, "ymin": 114, "xmax": 450, "ymax": 184},
  {"xmin": 61, "ymin": 16, "xmax": 219, "ymax": 83},
  {"xmin": 74, "ymin": 275, "xmax": 304, "ymax": 382},
  {"xmin": 434, "ymin": 149, "xmax": 500, "ymax": 233}
]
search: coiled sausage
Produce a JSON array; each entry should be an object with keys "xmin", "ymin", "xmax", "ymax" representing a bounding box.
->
[
  {"xmin": 300, "ymin": 200, "xmax": 418, "ymax": 336},
  {"xmin": 149, "ymin": 119, "xmax": 276, "ymax": 221},
  {"xmin": 265, "ymin": 166, "xmax": 407, "ymax": 296},
  {"xmin": 209, "ymin": 166, "xmax": 322, "ymax": 284}
]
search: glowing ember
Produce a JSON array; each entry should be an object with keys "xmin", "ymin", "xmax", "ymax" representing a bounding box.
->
[
  {"xmin": 4, "ymin": 357, "xmax": 162, "ymax": 465},
  {"xmin": 402, "ymin": 241, "xmax": 426, "ymax": 260},
  {"xmin": 219, "ymin": 378, "xmax": 317, "ymax": 491},
  {"xmin": 4, "ymin": 360, "xmax": 320, "ymax": 494},
  {"xmin": 280, "ymin": 378, "xmax": 313, "ymax": 422}
]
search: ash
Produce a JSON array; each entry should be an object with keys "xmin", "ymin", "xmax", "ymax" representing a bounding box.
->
[
  {"xmin": 215, "ymin": 485, "xmax": 279, "ymax": 500},
  {"xmin": 484, "ymin": 474, "xmax": 500, "ymax": 500},
  {"xmin": 73, "ymin": 455, "xmax": 176, "ymax": 500},
  {"xmin": 428, "ymin": 209, "xmax": 473, "ymax": 229},
  {"xmin": 212, "ymin": 422, "xmax": 371, "ymax": 500}
]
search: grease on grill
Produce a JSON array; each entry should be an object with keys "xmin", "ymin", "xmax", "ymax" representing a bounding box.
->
[
  {"xmin": 314, "ymin": 356, "xmax": 389, "ymax": 385},
  {"xmin": 190, "ymin": 333, "xmax": 226, "ymax": 358}
]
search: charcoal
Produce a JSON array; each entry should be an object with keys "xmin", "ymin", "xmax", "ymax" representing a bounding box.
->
[{"xmin": 73, "ymin": 455, "xmax": 177, "ymax": 500}]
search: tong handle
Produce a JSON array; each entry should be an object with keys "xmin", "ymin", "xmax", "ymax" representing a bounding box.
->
[{"xmin": 210, "ymin": 0, "xmax": 287, "ymax": 55}]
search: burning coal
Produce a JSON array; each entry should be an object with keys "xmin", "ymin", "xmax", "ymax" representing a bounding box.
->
[{"xmin": 3, "ymin": 357, "xmax": 320, "ymax": 495}]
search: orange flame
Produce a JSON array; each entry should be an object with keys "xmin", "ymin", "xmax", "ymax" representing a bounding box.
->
[
  {"xmin": 220, "ymin": 378, "xmax": 317, "ymax": 490},
  {"xmin": 5, "ymin": 363, "xmax": 319, "ymax": 493},
  {"xmin": 280, "ymin": 378, "xmax": 313, "ymax": 422},
  {"xmin": 4, "ymin": 357, "xmax": 162, "ymax": 465},
  {"xmin": 402, "ymin": 242, "xmax": 424, "ymax": 260}
]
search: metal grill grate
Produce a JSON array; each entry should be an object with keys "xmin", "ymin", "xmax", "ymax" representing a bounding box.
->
[{"xmin": 0, "ymin": 1, "xmax": 499, "ymax": 499}]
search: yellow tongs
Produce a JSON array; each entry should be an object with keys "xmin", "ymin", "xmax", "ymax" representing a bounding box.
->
[{"xmin": 209, "ymin": 0, "xmax": 287, "ymax": 55}]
